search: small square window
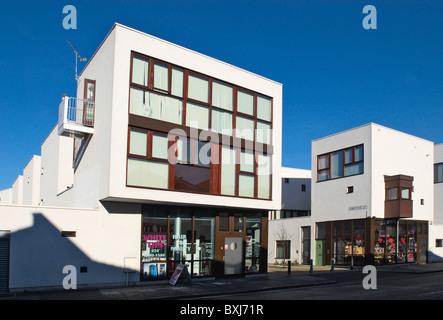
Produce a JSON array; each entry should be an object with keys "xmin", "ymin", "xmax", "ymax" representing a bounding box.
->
[
  {"xmin": 284, "ymin": 178, "xmax": 289, "ymax": 183},
  {"xmin": 347, "ymin": 186, "xmax": 354, "ymax": 194},
  {"xmin": 436, "ymin": 239, "xmax": 443, "ymax": 247}
]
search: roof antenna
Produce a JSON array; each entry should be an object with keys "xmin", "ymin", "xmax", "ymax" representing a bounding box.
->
[{"xmin": 66, "ymin": 40, "xmax": 87, "ymax": 82}]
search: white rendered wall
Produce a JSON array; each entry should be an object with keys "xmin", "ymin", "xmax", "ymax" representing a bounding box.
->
[
  {"xmin": 77, "ymin": 23, "xmax": 283, "ymax": 211},
  {"xmin": 40, "ymin": 127, "xmax": 75, "ymax": 207},
  {"xmin": 311, "ymin": 124, "xmax": 372, "ymax": 223},
  {"xmin": 370, "ymin": 124, "xmax": 434, "ymax": 221},
  {"xmin": 12, "ymin": 175, "xmax": 23, "ymax": 205},
  {"xmin": 0, "ymin": 202, "xmax": 141, "ymax": 292},
  {"xmin": 281, "ymin": 167, "xmax": 311, "ymax": 211},
  {"xmin": 268, "ymin": 217, "xmax": 314, "ymax": 265},
  {"xmin": 430, "ymin": 143, "xmax": 443, "ymax": 262},
  {"xmin": 0, "ymin": 188, "xmax": 12, "ymax": 205},
  {"xmin": 22, "ymin": 155, "xmax": 41, "ymax": 206}
]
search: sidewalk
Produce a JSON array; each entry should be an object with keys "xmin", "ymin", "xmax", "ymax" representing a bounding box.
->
[{"xmin": 2, "ymin": 263, "xmax": 443, "ymax": 300}]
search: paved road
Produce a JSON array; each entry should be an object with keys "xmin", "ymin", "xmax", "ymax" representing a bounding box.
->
[{"xmin": 195, "ymin": 269, "xmax": 443, "ymax": 300}]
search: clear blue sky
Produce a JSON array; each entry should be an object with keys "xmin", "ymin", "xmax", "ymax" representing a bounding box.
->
[{"xmin": 0, "ymin": 0, "xmax": 442, "ymax": 191}]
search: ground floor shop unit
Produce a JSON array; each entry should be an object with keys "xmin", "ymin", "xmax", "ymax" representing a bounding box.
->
[
  {"xmin": 141, "ymin": 204, "xmax": 268, "ymax": 281},
  {"xmin": 0, "ymin": 202, "xmax": 268, "ymax": 293},
  {"xmin": 315, "ymin": 218, "xmax": 428, "ymax": 266}
]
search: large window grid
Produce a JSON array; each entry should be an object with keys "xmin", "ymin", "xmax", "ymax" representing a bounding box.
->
[
  {"xmin": 127, "ymin": 127, "xmax": 271, "ymax": 199},
  {"xmin": 129, "ymin": 52, "xmax": 272, "ymax": 145},
  {"xmin": 317, "ymin": 144, "xmax": 364, "ymax": 182}
]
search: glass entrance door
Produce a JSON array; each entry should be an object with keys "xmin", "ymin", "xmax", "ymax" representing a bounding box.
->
[{"xmin": 224, "ymin": 237, "xmax": 243, "ymax": 275}]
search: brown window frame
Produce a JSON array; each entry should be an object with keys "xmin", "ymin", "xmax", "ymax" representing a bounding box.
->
[
  {"xmin": 83, "ymin": 79, "xmax": 96, "ymax": 127},
  {"xmin": 316, "ymin": 144, "xmax": 364, "ymax": 182},
  {"xmin": 129, "ymin": 51, "xmax": 272, "ymax": 144}
]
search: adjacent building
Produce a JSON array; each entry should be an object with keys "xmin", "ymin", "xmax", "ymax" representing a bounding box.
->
[{"xmin": 268, "ymin": 123, "xmax": 443, "ymax": 268}]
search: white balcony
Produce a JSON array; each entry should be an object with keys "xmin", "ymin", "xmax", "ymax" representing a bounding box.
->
[{"xmin": 58, "ymin": 96, "xmax": 94, "ymax": 138}]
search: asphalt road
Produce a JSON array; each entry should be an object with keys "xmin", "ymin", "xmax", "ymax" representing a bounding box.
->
[{"xmin": 194, "ymin": 269, "xmax": 443, "ymax": 300}]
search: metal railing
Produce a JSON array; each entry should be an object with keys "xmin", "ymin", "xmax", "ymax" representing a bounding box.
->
[{"xmin": 59, "ymin": 96, "xmax": 94, "ymax": 128}]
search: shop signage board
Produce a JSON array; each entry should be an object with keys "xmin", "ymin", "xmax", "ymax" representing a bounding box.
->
[{"xmin": 169, "ymin": 264, "xmax": 185, "ymax": 285}]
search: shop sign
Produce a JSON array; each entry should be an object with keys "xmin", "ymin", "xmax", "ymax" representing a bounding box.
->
[{"xmin": 348, "ymin": 205, "xmax": 368, "ymax": 211}]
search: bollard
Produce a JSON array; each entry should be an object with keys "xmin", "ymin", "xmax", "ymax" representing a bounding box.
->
[
  {"xmin": 288, "ymin": 261, "xmax": 291, "ymax": 275},
  {"xmin": 330, "ymin": 258, "xmax": 335, "ymax": 272},
  {"xmin": 309, "ymin": 259, "xmax": 313, "ymax": 273}
]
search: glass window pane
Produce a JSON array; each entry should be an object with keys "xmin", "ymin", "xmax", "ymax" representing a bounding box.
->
[
  {"xmin": 212, "ymin": 81, "xmax": 233, "ymax": 111},
  {"xmin": 194, "ymin": 217, "xmax": 215, "ymax": 276},
  {"xmin": 344, "ymin": 162, "xmax": 363, "ymax": 176},
  {"xmin": 401, "ymin": 188, "xmax": 410, "ymax": 199},
  {"xmin": 345, "ymin": 148, "xmax": 353, "ymax": 164},
  {"xmin": 238, "ymin": 174, "xmax": 254, "ymax": 198},
  {"xmin": 437, "ymin": 164, "xmax": 443, "ymax": 183},
  {"xmin": 197, "ymin": 141, "xmax": 211, "ymax": 167},
  {"xmin": 129, "ymin": 129, "xmax": 148, "ymax": 156},
  {"xmin": 240, "ymin": 150, "xmax": 254, "ymax": 173},
  {"xmin": 237, "ymin": 90, "xmax": 254, "ymax": 115},
  {"xmin": 219, "ymin": 214, "xmax": 230, "ymax": 232},
  {"xmin": 235, "ymin": 116, "xmax": 254, "ymax": 140},
  {"xmin": 154, "ymin": 62, "xmax": 169, "ymax": 91},
  {"xmin": 355, "ymin": 145, "xmax": 363, "ymax": 162},
  {"xmin": 234, "ymin": 214, "xmax": 244, "ymax": 232},
  {"xmin": 174, "ymin": 164, "xmax": 210, "ymax": 193},
  {"xmin": 188, "ymin": 74, "xmax": 209, "ymax": 103},
  {"xmin": 211, "ymin": 109, "xmax": 233, "ymax": 136},
  {"xmin": 221, "ymin": 146, "xmax": 236, "ymax": 196},
  {"xmin": 186, "ymin": 102, "xmax": 209, "ymax": 130},
  {"xmin": 256, "ymin": 121, "xmax": 271, "ymax": 144},
  {"xmin": 130, "ymin": 89, "xmax": 183, "ymax": 125},
  {"xmin": 257, "ymin": 95, "xmax": 271, "ymax": 122},
  {"xmin": 142, "ymin": 216, "xmax": 168, "ymax": 280},
  {"xmin": 171, "ymin": 67, "xmax": 183, "ymax": 97},
  {"xmin": 169, "ymin": 213, "xmax": 192, "ymax": 262},
  {"xmin": 318, "ymin": 170, "xmax": 329, "ymax": 181},
  {"xmin": 132, "ymin": 56, "xmax": 149, "ymax": 86},
  {"xmin": 257, "ymin": 154, "xmax": 271, "ymax": 199},
  {"xmin": 152, "ymin": 134, "xmax": 168, "ymax": 160},
  {"xmin": 127, "ymin": 158, "xmax": 169, "ymax": 189},
  {"xmin": 388, "ymin": 188, "xmax": 398, "ymax": 200},
  {"xmin": 318, "ymin": 154, "xmax": 329, "ymax": 170},
  {"xmin": 331, "ymin": 151, "xmax": 343, "ymax": 179}
]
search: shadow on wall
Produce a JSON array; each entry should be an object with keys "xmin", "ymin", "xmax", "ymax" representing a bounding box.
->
[{"xmin": 9, "ymin": 213, "xmax": 138, "ymax": 292}]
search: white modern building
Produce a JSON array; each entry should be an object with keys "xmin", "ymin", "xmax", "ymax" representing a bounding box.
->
[
  {"xmin": 268, "ymin": 167, "xmax": 312, "ymax": 265},
  {"xmin": 0, "ymin": 23, "xmax": 283, "ymax": 293},
  {"xmin": 268, "ymin": 123, "xmax": 443, "ymax": 268}
]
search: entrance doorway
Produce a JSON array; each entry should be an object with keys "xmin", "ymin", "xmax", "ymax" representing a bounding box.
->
[
  {"xmin": 224, "ymin": 237, "xmax": 243, "ymax": 275},
  {"xmin": 301, "ymin": 226, "xmax": 311, "ymax": 265}
]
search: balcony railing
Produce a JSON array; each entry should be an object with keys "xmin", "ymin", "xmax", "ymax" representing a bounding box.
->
[{"xmin": 58, "ymin": 96, "xmax": 94, "ymax": 137}]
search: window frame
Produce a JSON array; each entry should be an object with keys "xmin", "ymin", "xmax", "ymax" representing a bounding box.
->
[
  {"xmin": 316, "ymin": 144, "xmax": 364, "ymax": 182},
  {"xmin": 129, "ymin": 51, "xmax": 272, "ymax": 144}
]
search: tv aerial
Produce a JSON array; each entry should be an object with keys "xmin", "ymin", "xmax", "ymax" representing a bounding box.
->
[{"xmin": 66, "ymin": 40, "xmax": 87, "ymax": 82}]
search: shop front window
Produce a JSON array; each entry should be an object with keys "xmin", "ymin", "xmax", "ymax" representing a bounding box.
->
[
  {"xmin": 193, "ymin": 217, "xmax": 215, "ymax": 277},
  {"xmin": 246, "ymin": 216, "xmax": 261, "ymax": 273},
  {"xmin": 142, "ymin": 217, "xmax": 168, "ymax": 280}
]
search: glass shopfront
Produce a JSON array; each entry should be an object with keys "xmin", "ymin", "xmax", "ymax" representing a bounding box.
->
[
  {"xmin": 332, "ymin": 219, "xmax": 365, "ymax": 266},
  {"xmin": 374, "ymin": 219, "xmax": 428, "ymax": 265},
  {"xmin": 141, "ymin": 205, "xmax": 267, "ymax": 281}
]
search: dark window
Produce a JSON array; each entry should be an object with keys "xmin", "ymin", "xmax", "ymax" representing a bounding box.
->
[
  {"xmin": 276, "ymin": 240, "xmax": 291, "ymax": 259},
  {"xmin": 301, "ymin": 184, "xmax": 306, "ymax": 192},
  {"xmin": 436, "ymin": 239, "xmax": 443, "ymax": 248},
  {"xmin": 435, "ymin": 163, "xmax": 443, "ymax": 183}
]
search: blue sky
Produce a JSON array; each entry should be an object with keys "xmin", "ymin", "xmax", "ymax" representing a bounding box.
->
[{"xmin": 0, "ymin": 0, "xmax": 442, "ymax": 191}]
